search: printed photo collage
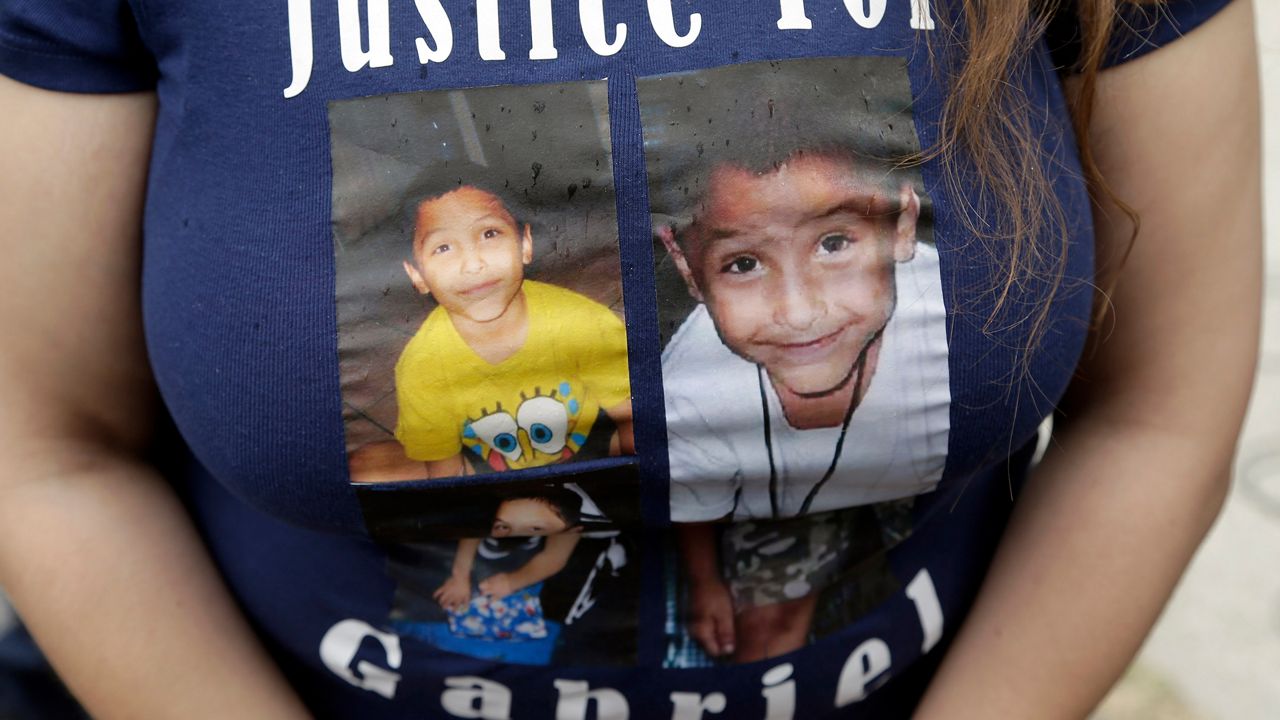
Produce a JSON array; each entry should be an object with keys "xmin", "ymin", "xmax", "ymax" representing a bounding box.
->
[{"xmin": 330, "ymin": 57, "xmax": 951, "ymax": 668}]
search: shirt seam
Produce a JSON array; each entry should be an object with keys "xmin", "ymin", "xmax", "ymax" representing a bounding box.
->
[{"xmin": 0, "ymin": 31, "xmax": 104, "ymax": 62}]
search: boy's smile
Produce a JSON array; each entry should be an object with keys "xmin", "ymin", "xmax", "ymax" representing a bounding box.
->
[
  {"xmin": 458, "ymin": 278, "xmax": 504, "ymax": 298},
  {"xmin": 765, "ymin": 325, "xmax": 853, "ymax": 371},
  {"xmin": 667, "ymin": 154, "xmax": 919, "ymax": 402},
  {"xmin": 404, "ymin": 187, "xmax": 533, "ymax": 326}
]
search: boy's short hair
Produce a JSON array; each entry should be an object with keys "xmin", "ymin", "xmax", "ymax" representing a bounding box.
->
[
  {"xmin": 498, "ymin": 485, "xmax": 584, "ymax": 528},
  {"xmin": 674, "ymin": 146, "xmax": 906, "ymax": 250},
  {"xmin": 400, "ymin": 185, "xmax": 522, "ymax": 259},
  {"xmin": 637, "ymin": 58, "xmax": 925, "ymax": 240}
]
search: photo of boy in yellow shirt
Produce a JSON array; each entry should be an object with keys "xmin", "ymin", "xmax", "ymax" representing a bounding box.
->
[
  {"xmin": 333, "ymin": 82, "xmax": 641, "ymax": 665},
  {"xmin": 393, "ymin": 185, "xmax": 633, "ymax": 480}
]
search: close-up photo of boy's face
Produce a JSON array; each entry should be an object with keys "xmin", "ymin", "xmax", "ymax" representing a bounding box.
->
[
  {"xmin": 403, "ymin": 186, "xmax": 534, "ymax": 324},
  {"xmin": 663, "ymin": 153, "xmax": 920, "ymax": 397}
]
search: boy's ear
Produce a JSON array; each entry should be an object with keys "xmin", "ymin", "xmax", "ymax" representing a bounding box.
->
[
  {"xmin": 520, "ymin": 224, "xmax": 534, "ymax": 265},
  {"xmin": 893, "ymin": 184, "xmax": 921, "ymax": 263},
  {"xmin": 403, "ymin": 259, "xmax": 431, "ymax": 296},
  {"xmin": 658, "ymin": 225, "xmax": 704, "ymax": 303}
]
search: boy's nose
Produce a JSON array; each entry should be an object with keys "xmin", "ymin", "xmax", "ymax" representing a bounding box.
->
[
  {"xmin": 461, "ymin": 246, "xmax": 487, "ymax": 274},
  {"xmin": 772, "ymin": 273, "xmax": 826, "ymax": 330}
]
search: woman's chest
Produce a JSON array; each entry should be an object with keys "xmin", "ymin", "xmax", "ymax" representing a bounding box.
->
[{"xmin": 133, "ymin": 0, "xmax": 1093, "ymax": 532}]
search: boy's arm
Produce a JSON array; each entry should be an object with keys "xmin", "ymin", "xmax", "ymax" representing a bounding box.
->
[
  {"xmin": 479, "ymin": 533, "xmax": 581, "ymax": 598},
  {"xmin": 451, "ymin": 537, "xmax": 481, "ymax": 578},
  {"xmin": 604, "ymin": 400, "xmax": 635, "ymax": 455},
  {"xmin": 678, "ymin": 522, "xmax": 736, "ymax": 657},
  {"xmin": 435, "ymin": 538, "xmax": 479, "ymax": 611}
]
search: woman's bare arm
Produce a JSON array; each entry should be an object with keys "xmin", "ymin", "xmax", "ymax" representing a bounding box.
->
[
  {"xmin": 0, "ymin": 76, "xmax": 309, "ymax": 718},
  {"xmin": 915, "ymin": 1, "xmax": 1261, "ymax": 716}
]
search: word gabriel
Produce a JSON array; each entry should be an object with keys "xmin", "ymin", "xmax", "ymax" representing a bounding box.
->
[
  {"xmin": 283, "ymin": 0, "xmax": 938, "ymax": 97},
  {"xmin": 318, "ymin": 568, "xmax": 945, "ymax": 719}
]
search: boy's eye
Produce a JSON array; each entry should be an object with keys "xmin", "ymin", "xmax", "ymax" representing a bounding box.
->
[
  {"xmin": 482, "ymin": 227, "xmax": 502, "ymax": 239},
  {"xmin": 818, "ymin": 233, "xmax": 853, "ymax": 254},
  {"xmin": 720, "ymin": 255, "xmax": 760, "ymax": 274},
  {"xmin": 431, "ymin": 243, "xmax": 451, "ymax": 255}
]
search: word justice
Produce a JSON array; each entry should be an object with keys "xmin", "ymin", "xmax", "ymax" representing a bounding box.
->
[{"xmin": 283, "ymin": 0, "xmax": 937, "ymax": 98}]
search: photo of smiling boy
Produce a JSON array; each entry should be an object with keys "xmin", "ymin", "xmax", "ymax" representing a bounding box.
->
[
  {"xmin": 660, "ymin": 152, "xmax": 929, "ymax": 663},
  {"xmin": 394, "ymin": 185, "xmax": 633, "ymax": 480},
  {"xmin": 662, "ymin": 153, "xmax": 920, "ymax": 442},
  {"xmin": 640, "ymin": 59, "xmax": 950, "ymax": 524},
  {"xmin": 640, "ymin": 59, "xmax": 950, "ymax": 666},
  {"xmin": 660, "ymin": 151, "xmax": 929, "ymax": 519}
]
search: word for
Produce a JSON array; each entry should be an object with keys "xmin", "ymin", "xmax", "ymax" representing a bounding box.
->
[
  {"xmin": 319, "ymin": 567, "xmax": 944, "ymax": 719},
  {"xmin": 284, "ymin": 0, "xmax": 937, "ymax": 97}
]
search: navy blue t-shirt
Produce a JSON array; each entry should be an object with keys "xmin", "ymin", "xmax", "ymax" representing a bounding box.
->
[{"xmin": 0, "ymin": 1, "xmax": 1232, "ymax": 717}]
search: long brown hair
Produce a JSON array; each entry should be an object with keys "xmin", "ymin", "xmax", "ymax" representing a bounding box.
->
[{"xmin": 921, "ymin": 0, "xmax": 1158, "ymax": 360}]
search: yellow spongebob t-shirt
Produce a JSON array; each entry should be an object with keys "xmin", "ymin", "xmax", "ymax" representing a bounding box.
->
[{"xmin": 394, "ymin": 280, "xmax": 631, "ymax": 469}]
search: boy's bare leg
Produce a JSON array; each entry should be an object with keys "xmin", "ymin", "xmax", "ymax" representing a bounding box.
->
[
  {"xmin": 731, "ymin": 594, "xmax": 819, "ymax": 663},
  {"xmin": 348, "ymin": 443, "xmax": 471, "ymax": 483},
  {"xmin": 425, "ymin": 453, "xmax": 468, "ymax": 479},
  {"xmin": 348, "ymin": 440, "xmax": 428, "ymax": 483}
]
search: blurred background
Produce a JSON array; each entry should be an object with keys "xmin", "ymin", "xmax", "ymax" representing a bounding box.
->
[
  {"xmin": 1092, "ymin": 2, "xmax": 1280, "ymax": 717},
  {"xmin": 0, "ymin": 2, "xmax": 1276, "ymax": 717}
]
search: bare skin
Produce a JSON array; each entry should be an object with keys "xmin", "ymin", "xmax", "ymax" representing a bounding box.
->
[
  {"xmin": 436, "ymin": 533, "xmax": 581, "ymax": 611},
  {"xmin": 347, "ymin": 439, "xmax": 430, "ymax": 482},
  {"xmin": 479, "ymin": 533, "xmax": 580, "ymax": 599},
  {"xmin": 435, "ymin": 537, "xmax": 481, "ymax": 612},
  {"xmin": 661, "ymin": 163, "xmax": 919, "ymax": 428},
  {"xmin": 0, "ymin": 77, "xmax": 309, "ymax": 718},
  {"xmin": 730, "ymin": 595, "xmax": 819, "ymax": 663},
  {"xmin": 403, "ymin": 187, "xmax": 535, "ymax": 366},
  {"xmin": 916, "ymin": 1, "xmax": 1260, "ymax": 716},
  {"xmin": 490, "ymin": 498, "xmax": 574, "ymax": 537},
  {"xmin": 679, "ymin": 523, "xmax": 736, "ymax": 657},
  {"xmin": 680, "ymin": 522, "xmax": 819, "ymax": 662}
]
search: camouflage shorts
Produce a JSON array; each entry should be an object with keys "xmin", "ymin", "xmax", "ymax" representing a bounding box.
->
[{"xmin": 719, "ymin": 508, "xmax": 859, "ymax": 608}]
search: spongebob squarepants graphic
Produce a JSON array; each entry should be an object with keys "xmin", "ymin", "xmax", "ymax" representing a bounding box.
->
[{"xmin": 462, "ymin": 381, "xmax": 605, "ymax": 472}]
